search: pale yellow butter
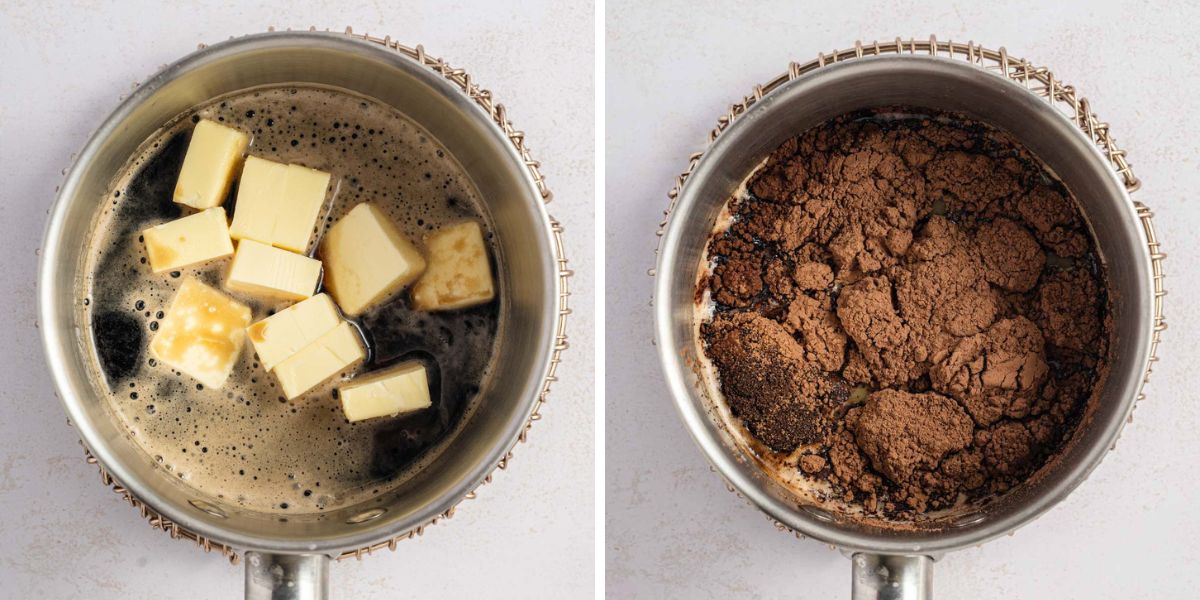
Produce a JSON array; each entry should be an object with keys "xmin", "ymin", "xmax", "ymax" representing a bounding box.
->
[
  {"xmin": 149, "ymin": 277, "xmax": 251, "ymax": 389},
  {"xmin": 230, "ymin": 158, "xmax": 288, "ymax": 244},
  {"xmin": 246, "ymin": 293, "xmax": 341, "ymax": 370},
  {"xmin": 339, "ymin": 361, "xmax": 431, "ymax": 423},
  {"xmin": 173, "ymin": 119, "xmax": 249, "ymax": 210},
  {"xmin": 320, "ymin": 202, "xmax": 426, "ymax": 316},
  {"xmin": 411, "ymin": 221, "xmax": 495, "ymax": 311},
  {"xmin": 273, "ymin": 321, "xmax": 365, "ymax": 400},
  {"xmin": 225, "ymin": 239, "xmax": 321, "ymax": 300},
  {"xmin": 142, "ymin": 207, "xmax": 234, "ymax": 273},
  {"xmin": 229, "ymin": 157, "xmax": 331, "ymax": 252}
]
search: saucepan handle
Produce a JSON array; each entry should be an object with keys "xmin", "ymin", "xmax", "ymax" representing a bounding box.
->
[
  {"xmin": 851, "ymin": 553, "xmax": 932, "ymax": 600},
  {"xmin": 245, "ymin": 552, "xmax": 331, "ymax": 600}
]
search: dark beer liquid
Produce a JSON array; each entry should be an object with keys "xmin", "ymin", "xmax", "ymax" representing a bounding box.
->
[{"xmin": 80, "ymin": 86, "xmax": 502, "ymax": 513}]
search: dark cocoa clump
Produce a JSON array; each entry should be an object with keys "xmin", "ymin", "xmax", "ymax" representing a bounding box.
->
[
  {"xmin": 701, "ymin": 109, "xmax": 1109, "ymax": 519},
  {"xmin": 703, "ymin": 312, "xmax": 846, "ymax": 451}
]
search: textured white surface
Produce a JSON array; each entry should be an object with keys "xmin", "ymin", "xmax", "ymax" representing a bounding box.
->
[
  {"xmin": 606, "ymin": 1, "xmax": 1198, "ymax": 598},
  {"xmin": 0, "ymin": 1, "xmax": 594, "ymax": 598}
]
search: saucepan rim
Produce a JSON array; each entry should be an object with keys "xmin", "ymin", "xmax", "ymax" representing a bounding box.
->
[
  {"xmin": 654, "ymin": 54, "xmax": 1154, "ymax": 555},
  {"xmin": 38, "ymin": 30, "xmax": 561, "ymax": 555}
]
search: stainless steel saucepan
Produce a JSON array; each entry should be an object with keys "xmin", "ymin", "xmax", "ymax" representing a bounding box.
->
[
  {"xmin": 654, "ymin": 40, "xmax": 1163, "ymax": 599},
  {"xmin": 39, "ymin": 30, "xmax": 569, "ymax": 599}
]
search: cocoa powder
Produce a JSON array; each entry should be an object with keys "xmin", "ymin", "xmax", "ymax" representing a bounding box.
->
[
  {"xmin": 704, "ymin": 312, "xmax": 847, "ymax": 451},
  {"xmin": 701, "ymin": 109, "xmax": 1109, "ymax": 519}
]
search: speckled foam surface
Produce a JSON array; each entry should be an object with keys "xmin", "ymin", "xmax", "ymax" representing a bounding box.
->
[
  {"xmin": 0, "ymin": 1, "xmax": 594, "ymax": 598},
  {"xmin": 606, "ymin": 0, "xmax": 1199, "ymax": 598}
]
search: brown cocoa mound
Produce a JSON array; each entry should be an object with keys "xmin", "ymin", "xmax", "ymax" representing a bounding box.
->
[
  {"xmin": 701, "ymin": 109, "xmax": 1109, "ymax": 519},
  {"xmin": 851, "ymin": 390, "xmax": 974, "ymax": 482}
]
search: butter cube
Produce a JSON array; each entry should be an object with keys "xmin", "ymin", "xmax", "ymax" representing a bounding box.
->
[
  {"xmin": 246, "ymin": 294, "xmax": 341, "ymax": 370},
  {"xmin": 149, "ymin": 277, "xmax": 252, "ymax": 389},
  {"xmin": 411, "ymin": 221, "xmax": 495, "ymax": 311},
  {"xmin": 339, "ymin": 361, "xmax": 431, "ymax": 422},
  {"xmin": 226, "ymin": 240, "xmax": 321, "ymax": 300},
  {"xmin": 320, "ymin": 203, "xmax": 426, "ymax": 316},
  {"xmin": 231, "ymin": 157, "xmax": 288, "ymax": 236},
  {"xmin": 229, "ymin": 157, "xmax": 331, "ymax": 252},
  {"xmin": 173, "ymin": 119, "xmax": 249, "ymax": 209},
  {"xmin": 273, "ymin": 321, "xmax": 365, "ymax": 399},
  {"xmin": 142, "ymin": 207, "xmax": 235, "ymax": 273}
]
